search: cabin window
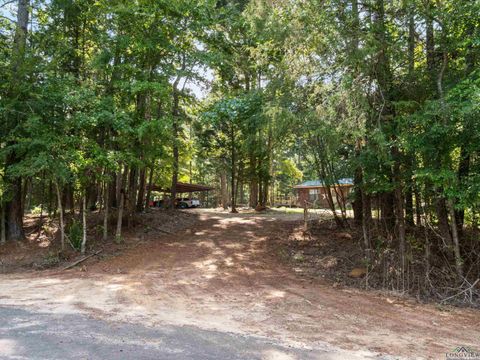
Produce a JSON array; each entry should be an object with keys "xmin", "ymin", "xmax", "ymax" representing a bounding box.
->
[{"xmin": 309, "ymin": 189, "xmax": 318, "ymax": 201}]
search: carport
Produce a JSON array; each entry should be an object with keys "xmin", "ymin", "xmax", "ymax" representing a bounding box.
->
[
  {"xmin": 148, "ymin": 182, "xmax": 214, "ymax": 208},
  {"xmin": 148, "ymin": 182, "xmax": 214, "ymax": 193}
]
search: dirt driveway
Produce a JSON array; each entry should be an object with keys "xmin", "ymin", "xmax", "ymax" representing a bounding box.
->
[{"xmin": 1, "ymin": 210, "xmax": 479, "ymax": 359}]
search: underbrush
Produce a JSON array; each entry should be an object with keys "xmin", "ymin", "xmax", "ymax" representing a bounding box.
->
[
  {"xmin": 284, "ymin": 219, "xmax": 480, "ymax": 308},
  {"xmin": 0, "ymin": 209, "xmax": 199, "ymax": 273}
]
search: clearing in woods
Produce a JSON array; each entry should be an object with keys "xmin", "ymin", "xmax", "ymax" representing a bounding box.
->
[{"xmin": 1, "ymin": 209, "xmax": 479, "ymax": 359}]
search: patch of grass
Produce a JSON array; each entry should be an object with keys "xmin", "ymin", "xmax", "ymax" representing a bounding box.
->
[{"xmin": 41, "ymin": 252, "xmax": 60, "ymax": 268}]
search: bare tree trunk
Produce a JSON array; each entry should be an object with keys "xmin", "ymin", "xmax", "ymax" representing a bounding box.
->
[
  {"xmin": 11, "ymin": 0, "xmax": 29, "ymax": 80},
  {"xmin": 115, "ymin": 191, "xmax": 124, "ymax": 242},
  {"xmin": 48, "ymin": 180, "xmax": 53, "ymax": 218},
  {"xmin": 81, "ymin": 193, "xmax": 87, "ymax": 254},
  {"xmin": 115, "ymin": 166, "xmax": 127, "ymax": 241},
  {"xmin": 362, "ymin": 190, "xmax": 372, "ymax": 263},
  {"xmin": 114, "ymin": 171, "xmax": 122, "ymax": 208},
  {"xmin": 352, "ymin": 167, "xmax": 363, "ymax": 225},
  {"xmin": 448, "ymin": 199, "xmax": 463, "ymax": 278},
  {"xmin": 145, "ymin": 166, "xmax": 154, "ymax": 211},
  {"xmin": 425, "ymin": 0, "xmax": 436, "ymax": 81},
  {"xmin": 127, "ymin": 167, "xmax": 138, "ymax": 227},
  {"xmin": 230, "ymin": 125, "xmax": 237, "ymax": 213},
  {"xmin": 220, "ymin": 170, "xmax": 228, "ymax": 210},
  {"xmin": 103, "ymin": 182, "xmax": 108, "ymax": 241},
  {"xmin": 236, "ymin": 163, "xmax": 243, "ymax": 209},
  {"xmin": 55, "ymin": 182, "xmax": 65, "ymax": 251},
  {"xmin": 240, "ymin": 181, "xmax": 245, "ymax": 205},
  {"xmin": 395, "ymin": 184, "xmax": 406, "ymax": 289},
  {"xmin": 249, "ymin": 180, "xmax": 258, "ymax": 208},
  {"xmin": 405, "ymin": 185, "xmax": 414, "ymax": 226},
  {"xmin": 3, "ymin": 0, "xmax": 30, "ymax": 243},
  {"xmin": 136, "ymin": 167, "xmax": 146, "ymax": 212},
  {"xmin": 249, "ymin": 151, "xmax": 258, "ymax": 208},
  {"xmin": 414, "ymin": 188, "xmax": 422, "ymax": 225},
  {"xmin": 108, "ymin": 175, "xmax": 117, "ymax": 208},
  {"xmin": 0, "ymin": 205, "xmax": 5, "ymax": 245},
  {"xmin": 456, "ymin": 148, "xmax": 470, "ymax": 234},
  {"xmin": 170, "ymin": 71, "xmax": 182, "ymax": 209}
]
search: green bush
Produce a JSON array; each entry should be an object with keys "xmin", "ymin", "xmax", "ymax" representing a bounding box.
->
[
  {"xmin": 42, "ymin": 252, "xmax": 60, "ymax": 268},
  {"xmin": 68, "ymin": 220, "xmax": 82, "ymax": 251}
]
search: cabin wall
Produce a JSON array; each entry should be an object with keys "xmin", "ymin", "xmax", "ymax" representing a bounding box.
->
[{"xmin": 296, "ymin": 186, "xmax": 352, "ymax": 208}]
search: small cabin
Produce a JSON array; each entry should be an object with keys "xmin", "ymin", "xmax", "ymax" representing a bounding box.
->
[{"xmin": 294, "ymin": 178, "xmax": 354, "ymax": 208}]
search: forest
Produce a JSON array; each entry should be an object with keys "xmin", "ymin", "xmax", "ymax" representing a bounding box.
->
[{"xmin": 1, "ymin": 0, "xmax": 479, "ymax": 306}]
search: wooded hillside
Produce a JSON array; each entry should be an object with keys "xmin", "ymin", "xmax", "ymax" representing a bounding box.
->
[{"xmin": 1, "ymin": 0, "xmax": 479, "ymax": 304}]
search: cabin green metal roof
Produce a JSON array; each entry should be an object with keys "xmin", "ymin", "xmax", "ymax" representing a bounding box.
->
[{"xmin": 294, "ymin": 178, "xmax": 354, "ymax": 188}]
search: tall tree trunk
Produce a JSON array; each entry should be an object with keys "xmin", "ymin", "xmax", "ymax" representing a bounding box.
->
[
  {"xmin": 81, "ymin": 193, "xmax": 87, "ymax": 254},
  {"xmin": 230, "ymin": 126, "xmax": 237, "ymax": 213},
  {"xmin": 239, "ymin": 181, "xmax": 245, "ymax": 205},
  {"xmin": 407, "ymin": 3, "xmax": 415, "ymax": 78},
  {"xmin": 136, "ymin": 167, "xmax": 146, "ymax": 212},
  {"xmin": 62, "ymin": 184, "xmax": 75, "ymax": 218},
  {"xmin": 373, "ymin": 0, "xmax": 396, "ymax": 235},
  {"xmin": 448, "ymin": 199, "xmax": 463, "ymax": 278},
  {"xmin": 115, "ymin": 171, "xmax": 122, "ymax": 208},
  {"xmin": 455, "ymin": 147, "xmax": 470, "ymax": 233},
  {"xmin": 55, "ymin": 182, "xmax": 65, "ymax": 251},
  {"xmin": 425, "ymin": 1, "xmax": 436, "ymax": 81},
  {"xmin": 115, "ymin": 166, "xmax": 127, "ymax": 241},
  {"xmin": 220, "ymin": 170, "xmax": 228, "ymax": 210},
  {"xmin": 103, "ymin": 182, "xmax": 109, "ymax": 241},
  {"xmin": 0, "ymin": 205, "xmax": 6, "ymax": 245},
  {"xmin": 236, "ymin": 163, "xmax": 244, "ymax": 209},
  {"xmin": 115, "ymin": 190, "xmax": 125, "ymax": 242},
  {"xmin": 436, "ymin": 197, "xmax": 452, "ymax": 245},
  {"xmin": 395, "ymin": 182, "xmax": 406, "ymax": 287},
  {"xmin": 108, "ymin": 173, "xmax": 117, "ymax": 208},
  {"xmin": 86, "ymin": 180, "xmax": 98, "ymax": 210},
  {"xmin": 11, "ymin": 0, "xmax": 29, "ymax": 82},
  {"xmin": 405, "ymin": 185, "xmax": 414, "ymax": 226},
  {"xmin": 145, "ymin": 166, "xmax": 154, "ymax": 211},
  {"xmin": 5, "ymin": 176, "xmax": 24, "ymax": 242},
  {"xmin": 171, "ymin": 89, "xmax": 180, "ymax": 209},
  {"xmin": 127, "ymin": 167, "xmax": 138, "ymax": 227},
  {"xmin": 249, "ymin": 152, "xmax": 258, "ymax": 208},
  {"xmin": 414, "ymin": 187, "xmax": 422, "ymax": 225},
  {"xmin": 362, "ymin": 190, "xmax": 372, "ymax": 262},
  {"xmin": 352, "ymin": 167, "xmax": 363, "ymax": 225},
  {"xmin": 4, "ymin": 0, "xmax": 29, "ymax": 242}
]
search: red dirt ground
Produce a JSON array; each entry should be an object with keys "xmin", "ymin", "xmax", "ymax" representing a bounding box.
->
[{"xmin": 1, "ymin": 209, "xmax": 479, "ymax": 359}]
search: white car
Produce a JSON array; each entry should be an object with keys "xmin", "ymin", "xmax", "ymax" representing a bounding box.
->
[{"xmin": 176, "ymin": 198, "xmax": 200, "ymax": 208}]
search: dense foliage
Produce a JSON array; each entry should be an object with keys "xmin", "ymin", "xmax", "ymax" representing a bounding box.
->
[{"xmin": 1, "ymin": 0, "xmax": 479, "ymax": 302}]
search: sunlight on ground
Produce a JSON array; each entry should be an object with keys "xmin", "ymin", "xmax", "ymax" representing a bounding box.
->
[
  {"xmin": 192, "ymin": 259, "xmax": 218, "ymax": 279},
  {"xmin": 195, "ymin": 241, "xmax": 216, "ymax": 249},
  {"xmin": 223, "ymin": 243, "xmax": 244, "ymax": 249},
  {"xmin": 262, "ymin": 349, "xmax": 297, "ymax": 360},
  {"xmin": 106, "ymin": 284, "xmax": 125, "ymax": 291},
  {"xmin": 224, "ymin": 257, "xmax": 234, "ymax": 267},
  {"xmin": 0, "ymin": 339, "xmax": 19, "ymax": 357},
  {"xmin": 38, "ymin": 278, "xmax": 62, "ymax": 285},
  {"xmin": 266, "ymin": 290, "xmax": 285, "ymax": 299}
]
